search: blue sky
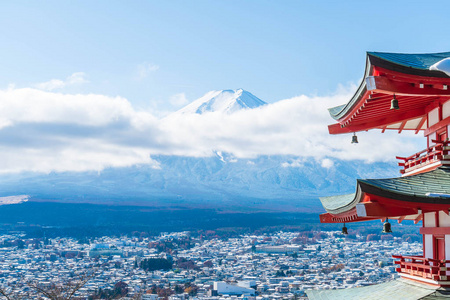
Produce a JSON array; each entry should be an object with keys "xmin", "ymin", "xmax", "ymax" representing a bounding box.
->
[
  {"xmin": 0, "ymin": 1, "xmax": 447, "ymax": 173},
  {"xmin": 2, "ymin": 1, "xmax": 450, "ymax": 108}
]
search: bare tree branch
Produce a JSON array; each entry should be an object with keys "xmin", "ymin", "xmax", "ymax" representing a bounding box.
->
[{"xmin": 28, "ymin": 267, "xmax": 98, "ymax": 300}]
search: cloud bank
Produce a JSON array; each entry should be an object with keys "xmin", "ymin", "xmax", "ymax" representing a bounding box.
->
[
  {"xmin": 34, "ymin": 72, "xmax": 88, "ymax": 91},
  {"xmin": 160, "ymin": 88, "xmax": 422, "ymax": 161},
  {"xmin": 0, "ymin": 83, "xmax": 423, "ymax": 173}
]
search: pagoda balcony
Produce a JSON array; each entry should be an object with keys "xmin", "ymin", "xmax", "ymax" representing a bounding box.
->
[
  {"xmin": 396, "ymin": 140, "xmax": 450, "ymax": 175},
  {"xmin": 393, "ymin": 255, "xmax": 450, "ymax": 286}
]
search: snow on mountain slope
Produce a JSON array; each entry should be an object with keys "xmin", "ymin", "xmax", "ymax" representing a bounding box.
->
[
  {"xmin": 173, "ymin": 89, "xmax": 266, "ymax": 115},
  {"xmin": 0, "ymin": 155, "xmax": 400, "ymax": 211}
]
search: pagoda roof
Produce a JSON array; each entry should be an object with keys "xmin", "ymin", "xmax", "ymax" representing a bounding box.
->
[
  {"xmin": 328, "ymin": 51, "xmax": 450, "ymax": 134},
  {"xmin": 320, "ymin": 167, "xmax": 450, "ymax": 222},
  {"xmin": 306, "ymin": 278, "xmax": 440, "ymax": 300},
  {"xmin": 367, "ymin": 51, "xmax": 450, "ymax": 75},
  {"xmin": 360, "ymin": 166, "xmax": 450, "ymax": 201}
]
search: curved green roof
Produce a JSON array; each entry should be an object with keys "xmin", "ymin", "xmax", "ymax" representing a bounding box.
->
[
  {"xmin": 361, "ymin": 166, "xmax": 450, "ymax": 197},
  {"xmin": 320, "ymin": 167, "xmax": 450, "ymax": 214},
  {"xmin": 368, "ymin": 51, "xmax": 450, "ymax": 70},
  {"xmin": 306, "ymin": 278, "xmax": 438, "ymax": 300}
]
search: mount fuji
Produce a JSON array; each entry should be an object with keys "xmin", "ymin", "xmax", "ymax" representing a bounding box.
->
[
  {"xmin": 172, "ymin": 88, "xmax": 266, "ymax": 115},
  {"xmin": 0, "ymin": 89, "xmax": 401, "ymax": 212}
]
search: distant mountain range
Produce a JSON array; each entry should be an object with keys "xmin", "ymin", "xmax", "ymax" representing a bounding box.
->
[
  {"xmin": 0, "ymin": 89, "xmax": 401, "ymax": 212},
  {"xmin": 0, "ymin": 154, "xmax": 400, "ymax": 212}
]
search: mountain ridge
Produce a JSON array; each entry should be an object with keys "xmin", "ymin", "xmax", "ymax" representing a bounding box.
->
[
  {"xmin": 172, "ymin": 88, "xmax": 267, "ymax": 115},
  {"xmin": 0, "ymin": 155, "xmax": 400, "ymax": 212}
]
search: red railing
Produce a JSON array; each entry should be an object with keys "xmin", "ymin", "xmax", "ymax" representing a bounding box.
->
[
  {"xmin": 396, "ymin": 140, "xmax": 450, "ymax": 174},
  {"xmin": 393, "ymin": 255, "xmax": 448, "ymax": 282}
]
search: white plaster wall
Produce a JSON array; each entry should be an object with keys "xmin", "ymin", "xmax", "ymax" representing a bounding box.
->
[
  {"xmin": 428, "ymin": 132, "xmax": 437, "ymax": 146},
  {"xmin": 429, "ymin": 107, "xmax": 440, "ymax": 126},
  {"xmin": 443, "ymin": 100, "xmax": 450, "ymax": 120},
  {"xmin": 425, "ymin": 234, "xmax": 433, "ymax": 259},
  {"xmin": 424, "ymin": 212, "xmax": 436, "ymax": 227},
  {"xmin": 440, "ymin": 211, "xmax": 450, "ymax": 227}
]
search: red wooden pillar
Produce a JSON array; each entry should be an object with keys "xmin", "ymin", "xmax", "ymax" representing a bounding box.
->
[{"xmin": 434, "ymin": 236, "xmax": 445, "ymax": 261}]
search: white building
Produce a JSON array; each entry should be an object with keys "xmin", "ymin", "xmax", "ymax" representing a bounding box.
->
[{"xmin": 213, "ymin": 281, "xmax": 256, "ymax": 296}]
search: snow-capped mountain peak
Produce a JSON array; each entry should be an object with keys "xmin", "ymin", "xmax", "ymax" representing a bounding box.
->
[{"xmin": 174, "ymin": 89, "xmax": 266, "ymax": 115}]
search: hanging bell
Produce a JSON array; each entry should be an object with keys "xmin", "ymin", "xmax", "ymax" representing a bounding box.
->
[
  {"xmin": 390, "ymin": 94, "xmax": 399, "ymax": 110},
  {"xmin": 351, "ymin": 133, "xmax": 358, "ymax": 144},
  {"xmin": 382, "ymin": 218, "xmax": 392, "ymax": 233},
  {"xmin": 342, "ymin": 223, "xmax": 348, "ymax": 235}
]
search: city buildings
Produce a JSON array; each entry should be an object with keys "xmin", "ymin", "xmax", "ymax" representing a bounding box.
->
[{"xmin": 0, "ymin": 230, "xmax": 420, "ymax": 299}]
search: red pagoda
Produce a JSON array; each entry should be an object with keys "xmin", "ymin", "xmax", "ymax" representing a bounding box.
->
[{"xmin": 307, "ymin": 52, "xmax": 450, "ymax": 299}]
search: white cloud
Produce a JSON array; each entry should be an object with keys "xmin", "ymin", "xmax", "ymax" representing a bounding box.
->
[
  {"xmin": 34, "ymin": 72, "xmax": 88, "ymax": 91},
  {"xmin": 0, "ymin": 87, "xmax": 161, "ymax": 173},
  {"xmin": 0, "ymin": 142, "xmax": 161, "ymax": 174},
  {"xmin": 282, "ymin": 158, "xmax": 305, "ymax": 168},
  {"xmin": 0, "ymin": 88, "xmax": 138, "ymax": 126},
  {"xmin": 321, "ymin": 158, "xmax": 334, "ymax": 169},
  {"xmin": 0, "ymin": 84, "xmax": 425, "ymax": 174},
  {"xmin": 66, "ymin": 72, "xmax": 88, "ymax": 85},
  {"xmin": 159, "ymin": 87, "xmax": 423, "ymax": 161},
  {"xmin": 136, "ymin": 62, "xmax": 159, "ymax": 80},
  {"xmin": 169, "ymin": 93, "xmax": 189, "ymax": 107}
]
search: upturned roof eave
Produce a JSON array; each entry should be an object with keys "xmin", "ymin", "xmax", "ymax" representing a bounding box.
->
[
  {"xmin": 328, "ymin": 54, "xmax": 372, "ymax": 121},
  {"xmin": 319, "ymin": 184, "xmax": 364, "ymax": 215},
  {"xmin": 328, "ymin": 51, "xmax": 450, "ymax": 122}
]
